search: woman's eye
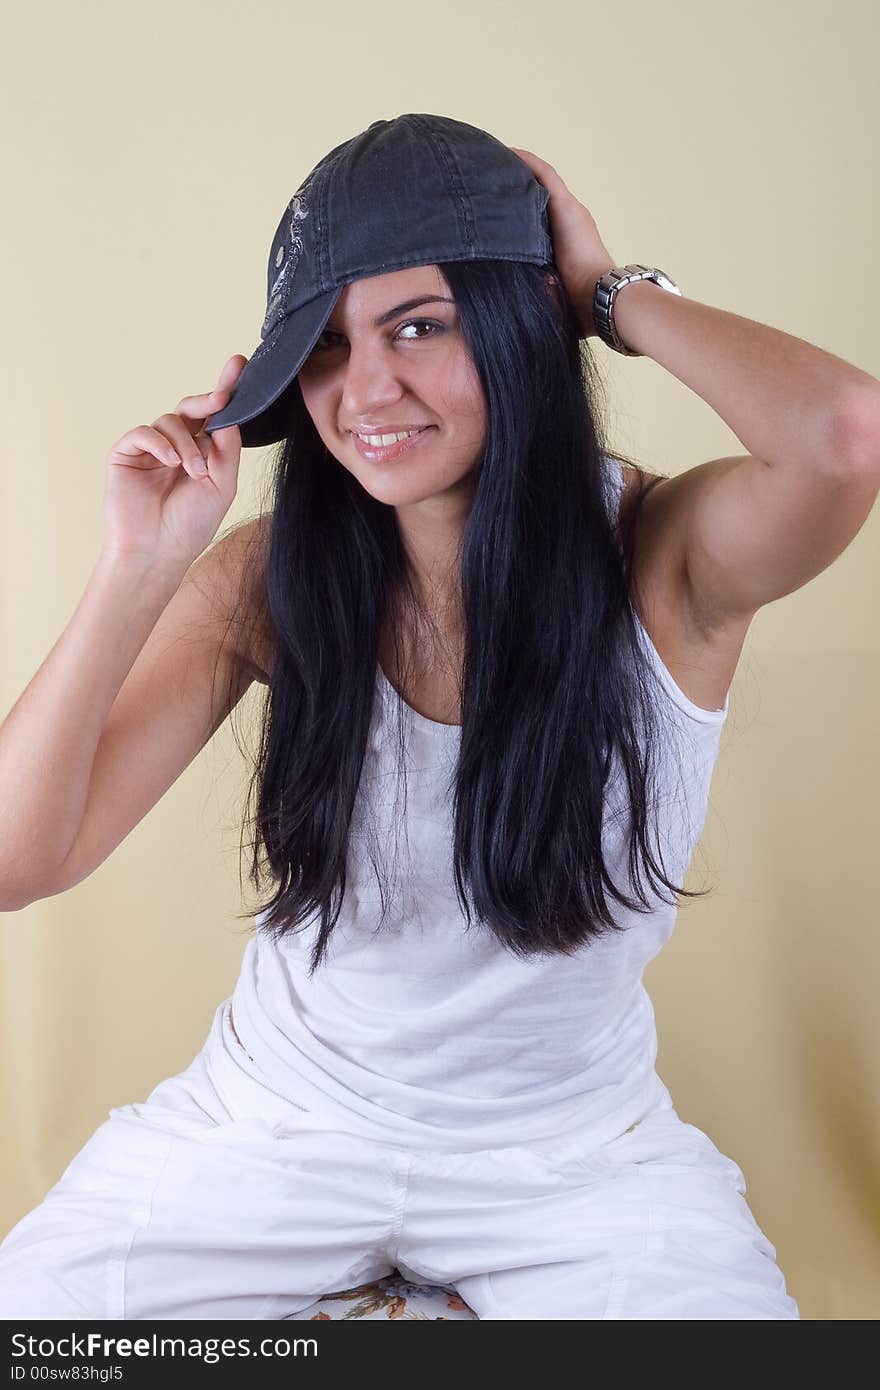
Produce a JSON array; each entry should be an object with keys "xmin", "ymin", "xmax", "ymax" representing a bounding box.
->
[
  {"xmin": 397, "ymin": 319, "xmax": 441, "ymax": 340},
  {"xmin": 313, "ymin": 319, "xmax": 442, "ymax": 352}
]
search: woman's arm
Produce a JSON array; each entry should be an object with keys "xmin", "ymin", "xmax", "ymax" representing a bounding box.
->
[
  {"xmin": 609, "ymin": 283, "xmax": 880, "ymax": 478},
  {"xmin": 512, "ymin": 145, "xmax": 880, "ymax": 626},
  {"xmin": 0, "ymin": 552, "xmax": 191, "ymax": 908}
]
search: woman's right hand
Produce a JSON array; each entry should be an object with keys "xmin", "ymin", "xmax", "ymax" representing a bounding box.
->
[{"xmin": 102, "ymin": 353, "xmax": 248, "ymax": 568}]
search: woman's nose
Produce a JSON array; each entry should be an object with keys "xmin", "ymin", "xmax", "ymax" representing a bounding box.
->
[{"xmin": 340, "ymin": 343, "xmax": 406, "ymax": 417}]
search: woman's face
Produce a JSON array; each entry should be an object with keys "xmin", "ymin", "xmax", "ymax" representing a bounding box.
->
[{"xmin": 297, "ymin": 264, "xmax": 486, "ymax": 508}]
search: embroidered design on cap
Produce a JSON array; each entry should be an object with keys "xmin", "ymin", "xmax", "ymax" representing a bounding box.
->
[{"xmin": 260, "ymin": 185, "xmax": 312, "ymax": 341}]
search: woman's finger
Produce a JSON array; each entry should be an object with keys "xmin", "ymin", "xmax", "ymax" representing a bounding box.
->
[
  {"xmin": 175, "ymin": 356, "xmax": 248, "ymax": 430},
  {"xmin": 176, "ymin": 386, "xmax": 231, "ymax": 427},
  {"xmin": 151, "ymin": 414, "xmax": 211, "ymax": 476},
  {"xmin": 511, "ymin": 147, "xmax": 571, "ymax": 197}
]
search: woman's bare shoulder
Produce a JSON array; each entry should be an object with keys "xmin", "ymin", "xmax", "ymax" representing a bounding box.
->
[
  {"xmin": 240, "ymin": 514, "xmax": 275, "ymax": 684},
  {"xmin": 199, "ymin": 513, "xmax": 275, "ymax": 685}
]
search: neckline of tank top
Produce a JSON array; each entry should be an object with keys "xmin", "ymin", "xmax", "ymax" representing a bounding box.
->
[
  {"xmin": 377, "ymin": 662, "xmax": 461, "ymax": 733},
  {"xmin": 375, "ymin": 455, "xmax": 727, "ymax": 731},
  {"xmin": 374, "ymin": 455, "xmax": 622, "ymax": 734},
  {"xmin": 377, "ymin": 631, "xmax": 728, "ymax": 736}
]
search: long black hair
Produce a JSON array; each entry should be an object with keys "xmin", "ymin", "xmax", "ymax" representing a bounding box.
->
[{"xmin": 215, "ymin": 257, "xmax": 712, "ymax": 975}]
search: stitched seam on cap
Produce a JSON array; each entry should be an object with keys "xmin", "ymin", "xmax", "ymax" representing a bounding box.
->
[
  {"xmin": 408, "ymin": 115, "xmax": 473, "ymax": 252},
  {"xmin": 316, "ymin": 168, "xmax": 331, "ymax": 290}
]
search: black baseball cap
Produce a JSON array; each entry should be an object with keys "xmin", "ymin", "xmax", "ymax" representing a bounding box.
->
[{"xmin": 205, "ymin": 112, "xmax": 554, "ymax": 448}]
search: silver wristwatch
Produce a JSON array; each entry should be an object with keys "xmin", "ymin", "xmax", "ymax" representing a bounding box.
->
[{"xmin": 593, "ymin": 264, "xmax": 682, "ymax": 356}]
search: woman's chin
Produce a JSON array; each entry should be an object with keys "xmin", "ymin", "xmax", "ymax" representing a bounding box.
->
[{"xmin": 350, "ymin": 463, "xmax": 478, "ymax": 508}]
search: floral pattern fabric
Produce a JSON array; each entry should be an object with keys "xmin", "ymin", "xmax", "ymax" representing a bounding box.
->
[{"xmin": 285, "ymin": 1271, "xmax": 478, "ymax": 1320}]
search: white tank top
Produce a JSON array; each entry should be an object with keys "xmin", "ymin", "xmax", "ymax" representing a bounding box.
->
[{"xmin": 227, "ymin": 456, "xmax": 730, "ymax": 1151}]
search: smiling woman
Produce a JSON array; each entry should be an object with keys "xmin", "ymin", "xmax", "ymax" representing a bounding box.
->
[
  {"xmin": 296, "ymin": 266, "xmax": 487, "ymax": 525},
  {"xmin": 0, "ymin": 112, "xmax": 804, "ymax": 1322}
]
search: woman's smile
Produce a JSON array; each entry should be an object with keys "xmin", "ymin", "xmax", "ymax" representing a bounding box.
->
[{"xmin": 350, "ymin": 424, "xmax": 437, "ymax": 463}]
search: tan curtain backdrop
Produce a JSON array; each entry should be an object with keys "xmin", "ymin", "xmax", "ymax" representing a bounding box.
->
[{"xmin": 2, "ymin": 0, "xmax": 878, "ymax": 1321}]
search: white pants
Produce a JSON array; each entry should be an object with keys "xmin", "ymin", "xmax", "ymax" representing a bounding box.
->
[{"xmin": 0, "ymin": 1001, "xmax": 800, "ymax": 1320}]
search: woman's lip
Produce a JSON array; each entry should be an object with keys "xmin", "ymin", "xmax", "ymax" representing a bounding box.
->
[{"xmin": 350, "ymin": 426, "xmax": 435, "ymax": 462}]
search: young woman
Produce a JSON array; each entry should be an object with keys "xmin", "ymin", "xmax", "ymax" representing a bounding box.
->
[{"xmin": 1, "ymin": 115, "xmax": 878, "ymax": 1320}]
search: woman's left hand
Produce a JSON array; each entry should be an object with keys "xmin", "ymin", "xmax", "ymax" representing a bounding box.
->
[{"xmin": 510, "ymin": 147, "xmax": 617, "ymax": 339}]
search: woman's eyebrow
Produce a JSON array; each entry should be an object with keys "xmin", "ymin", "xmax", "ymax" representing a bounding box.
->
[
  {"xmin": 329, "ymin": 295, "xmax": 455, "ymax": 332},
  {"xmin": 374, "ymin": 295, "xmax": 455, "ymax": 326}
]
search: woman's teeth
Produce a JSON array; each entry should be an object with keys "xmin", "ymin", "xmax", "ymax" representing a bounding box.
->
[{"xmin": 357, "ymin": 428, "xmax": 425, "ymax": 446}]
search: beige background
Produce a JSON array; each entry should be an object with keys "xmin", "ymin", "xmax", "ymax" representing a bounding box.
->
[{"xmin": 2, "ymin": 0, "xmax": 878, "ymax": 1321}]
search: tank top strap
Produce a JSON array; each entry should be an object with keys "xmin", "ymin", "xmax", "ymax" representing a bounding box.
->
[{"xmin": 600, "ymin": 452, "xmax": 625, "ymax": 521}]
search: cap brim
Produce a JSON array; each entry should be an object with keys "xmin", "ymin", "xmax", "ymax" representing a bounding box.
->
[{"xmin": 204, "ymin": 285, "xmax": 341, "ymax": 448}]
